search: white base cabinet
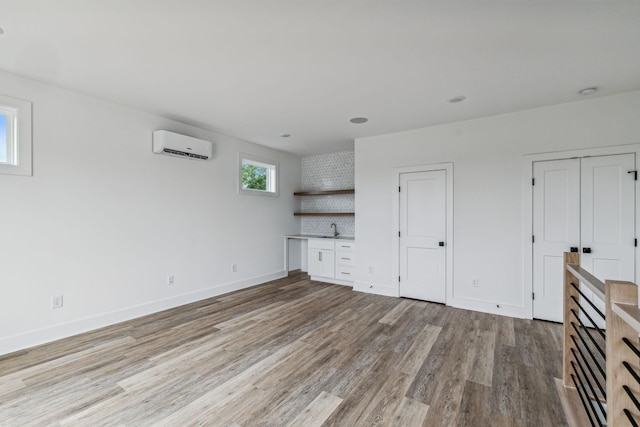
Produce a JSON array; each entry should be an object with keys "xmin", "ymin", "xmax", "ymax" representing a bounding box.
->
[
  {"xmin": 308, "ymin": 239, "xmax": 355, "ymax": 286},
  {"xmin": 308, "ymin": 239, "xmax": 335, "ymax": 279}
]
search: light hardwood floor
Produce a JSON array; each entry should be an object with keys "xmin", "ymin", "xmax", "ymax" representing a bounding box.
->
[{"xmin": 0, "ymin": 272, "xmax": 567, "ymax": 426}]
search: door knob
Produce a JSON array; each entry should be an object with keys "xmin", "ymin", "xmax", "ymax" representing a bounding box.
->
[
  {"xmin": 570, "ymin": 247, "xmax": 579, "ymax": 253},
  {"xmin": 582, "ymin": 247, "xmax": 592, "ymax": 254}
]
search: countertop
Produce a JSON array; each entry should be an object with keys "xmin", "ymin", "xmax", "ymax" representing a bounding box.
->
[{"xmin": 284, "ymin": 234, "xmax": 355, "ymax": 241}]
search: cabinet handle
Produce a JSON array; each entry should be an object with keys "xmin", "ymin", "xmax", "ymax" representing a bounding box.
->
[
  {"xmin": 341, "ymin": 272, "xmax": 351, "ymax": 275},
  {"xmin": 341, "ymin": 257, "xmax": 351, "ymax": 260},
  {"xmin": 319, "ymin": 251, "xmax": 322, "ymax": 262},
  {"xmin": 341, "ymin": 245, "xmax": 351, "ymax": 248}
]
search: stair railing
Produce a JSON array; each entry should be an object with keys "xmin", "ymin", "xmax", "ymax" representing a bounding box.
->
[{"xmin": 563, "ymin": 252, "xmax": 640, "ymax": 426}]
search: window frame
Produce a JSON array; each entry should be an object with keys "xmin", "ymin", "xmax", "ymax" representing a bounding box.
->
[
  {"xmin": 0, "ymin": 94, "xmax": 32, "ymax": 176},
  {"xmin": 238, "ymin": 152, "xmax": 279, "ymax": 197}
]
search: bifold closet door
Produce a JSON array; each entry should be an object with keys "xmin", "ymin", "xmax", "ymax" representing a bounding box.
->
[
  {"xmin": 533, "ymin": 159, "xmax": 580, "ymax": 322},
  {"xmin": 533, "ymin": 153, "xmax": 635, "ymax": 322},
  {"xmin": 579, "ymin": 154, "xmax": 635, "ymax": 326}
]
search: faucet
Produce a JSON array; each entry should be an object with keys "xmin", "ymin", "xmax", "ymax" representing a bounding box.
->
[{"xmin": 330, "ymin": 223, "xmax": 339, "ymax": 237}]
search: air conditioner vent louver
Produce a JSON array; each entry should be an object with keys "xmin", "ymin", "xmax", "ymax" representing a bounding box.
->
[
  {"xmin": 152, "ymin": 130, "xmax": 212, "ymax": 161},
  {"xmin": 162, "ymin": 148, "xmax": 208, "ymax": 160}
]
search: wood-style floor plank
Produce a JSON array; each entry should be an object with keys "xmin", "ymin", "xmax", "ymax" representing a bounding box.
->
[
  {"xmin": 286, "ymin": 391, "xmax": 342, "ymax": 427},
  {"xmin": 0, "ymin": 272, "xmax": 567, "ymax": 426},
  {"xmin": 467, "ymin": 329, "xmax": 497, "ymax": 387},
  {"xmin": 378, "ymin": 299, "xmax": 415, "ymax": 325},
  {"xmin": 387, "ymin": 396, "xmax": 430, "ymax": 427}
]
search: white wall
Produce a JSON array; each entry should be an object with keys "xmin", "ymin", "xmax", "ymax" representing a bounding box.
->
[
  {"xmin": 355, "ymin": 91, "xmax": 640, "ymax": 318},
  {"xmin": 0, "ymin": 70, "xmax": 301, "ymax": 355}
]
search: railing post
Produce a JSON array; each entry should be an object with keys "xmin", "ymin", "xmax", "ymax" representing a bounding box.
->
[
  {"xmin": 564, "ymin": 252, "xmax": 580, "ymax": 388},
  {"xmin": 606, "ymin": 279, "xmax": 640, "ymax": 427}
]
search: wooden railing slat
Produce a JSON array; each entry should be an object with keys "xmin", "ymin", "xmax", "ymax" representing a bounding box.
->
[
  {"xmin": 613, "ymin": 302, "xmax": 640, "ymax": 336},
  {"xmin": 566, "ymin": 264, "xmax": 605, "ymax": 302}
]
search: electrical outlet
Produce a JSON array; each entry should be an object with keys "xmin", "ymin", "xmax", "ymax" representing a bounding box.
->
[
  {"xmin": 472, "ymin": 277, "xmax": 479, "ymax": 288},
  {"xmin": 167, "ymin": 275, "xmax": 175, "ymax": 285},
  {"xmin": 51, "ymin": 295, "xmax": 63, "ymax": 309},
  {"xmin": 232, "ymin": 264, "xmax": 237, "ymax": 273}
]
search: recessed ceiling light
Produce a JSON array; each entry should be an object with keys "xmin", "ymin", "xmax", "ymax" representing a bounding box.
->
[
  {"xmin": 579, "ymin": 87, "xmax": 598, "ymax": 96},
  {"xmin": 280, "ymin": 133, "xmax": 291, "ymax": 138},
  {"xmin": 350, "ymin": 117, "xmax": 368, "ymax": 124},
  {"xmin": 448, "ymin": 96, "xmax": 466, "ymax": 103}
]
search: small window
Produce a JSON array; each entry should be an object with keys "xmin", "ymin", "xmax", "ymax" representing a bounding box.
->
[
  {"xmin": 238, "ymin": 153, "xmax": 278, "ymax": 196},
  {"xmin": 0, "ymin": 112, "xmax": 9, "ymax": 164},
  {"xmin": 0, "ymin": 94, "xmax": 32, "ymax": 176}
]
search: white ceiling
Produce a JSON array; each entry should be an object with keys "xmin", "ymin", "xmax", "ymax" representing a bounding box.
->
[{"xmin": 1, "ymin": 1, "xmax": 639, "ymax": 156}]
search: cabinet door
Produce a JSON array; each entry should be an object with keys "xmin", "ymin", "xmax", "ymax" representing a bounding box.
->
[
  {"xmin": 320, "ymin": 250, "xmax": 335, "ymax": 278},
  {"xmin": 308, "ymin": 248, "xmax": 323, "ymax": 277},
  {"xmin": 308, "ymin": 248, "xmax": 335, "ymax": 278}
]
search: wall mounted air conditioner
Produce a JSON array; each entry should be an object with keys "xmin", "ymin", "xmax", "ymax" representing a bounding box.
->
[{"xmin": 152, "ymin": 130, "xmax": 212, "ymax": 160}]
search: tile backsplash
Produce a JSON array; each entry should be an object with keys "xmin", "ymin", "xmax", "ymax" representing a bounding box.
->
[{"xmin": 300, "ymin": 150, "xmax": 355, "ymax": 237}]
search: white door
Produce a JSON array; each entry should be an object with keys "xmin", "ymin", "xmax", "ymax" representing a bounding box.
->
[
  {"xmin": 580, "ymin": 154, "xmax": 635, "ymax": 281},
  {"xmin": 579, "ymin": 154, "xmax": 636, "ymax": 325},
  {"xmin": 532, "ymin": 154, "xmax": 636, "ymax": 322},
  {"xmin": 399, "ymin": 170, "xmax": 446, "ymax": 303},
  {"xmin": 533, "ymin": 159, "xmax": 581, "ymax": 322}
]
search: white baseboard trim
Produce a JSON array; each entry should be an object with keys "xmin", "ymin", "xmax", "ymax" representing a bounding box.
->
[
  {"xmin": 352, "ymin": 282, "xmax": 529, "ymax": 318},
  {"xmin": 353, "ymin": 281, "xmax": 398, "ymax": 297},
  {"xmin": 449, "ymin": 297, "xmax": 529, "ymax": 319},
  {"xmin": 309, "ymin": 276, "xmax": 353, "ymax": 287},
  {"xmin": 0, "ymin": 270, "xmax": 287, "ymax": 356}
]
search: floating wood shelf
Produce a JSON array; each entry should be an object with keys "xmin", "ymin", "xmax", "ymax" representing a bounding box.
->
[
  {"xmin": 294, "ymin": 189, "xmax": 355, "ymax": 196},
  {"xmin": 293, "ymin": 212, "xmax": 355, "ymax": 217}
]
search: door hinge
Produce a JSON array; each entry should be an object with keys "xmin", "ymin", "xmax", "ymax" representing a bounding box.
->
[
  {"xmin": 532, "ymin": 292, "xmax": 535, "ymax": 300},
  {"xmin": 532, "ymin": 178, "xmax": 535, "ymax": 186},
  {"xmin": 532, "ymin": 235, "xmax": 535, "ymax": 243},
  {"xmin": 398, "ymin": 231, "xmax": 401, "ymax": 237},
  {"xmin": 399, "ymin": 186, "xmax": 401, "ymax": 192},
  {"xmin": 398, "ymin": 276, "xmax": 401, "ymax": 282},
  {"xmin": 635, "ymin": 238, "xmax": 637, "ymax": 247},
  {"xmin": 628, "ymin": 170, "xmax": 638, "ymax": 181}
]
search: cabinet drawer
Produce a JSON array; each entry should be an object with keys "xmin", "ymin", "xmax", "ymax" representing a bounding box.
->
[
  {"xmin": 336, "ymin": 265, "xmax": 355, "ymax": 279},
  {"xmin": 335, "ymin": 241, "xmax": 356, "ymax": 251},
  {"xmin": 336, "ymin": 252, "xmax": 355, "ymax": 266},
  {"xmin": 308, "ymin": 238, "xmax": 335, "ymax": 251}
]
